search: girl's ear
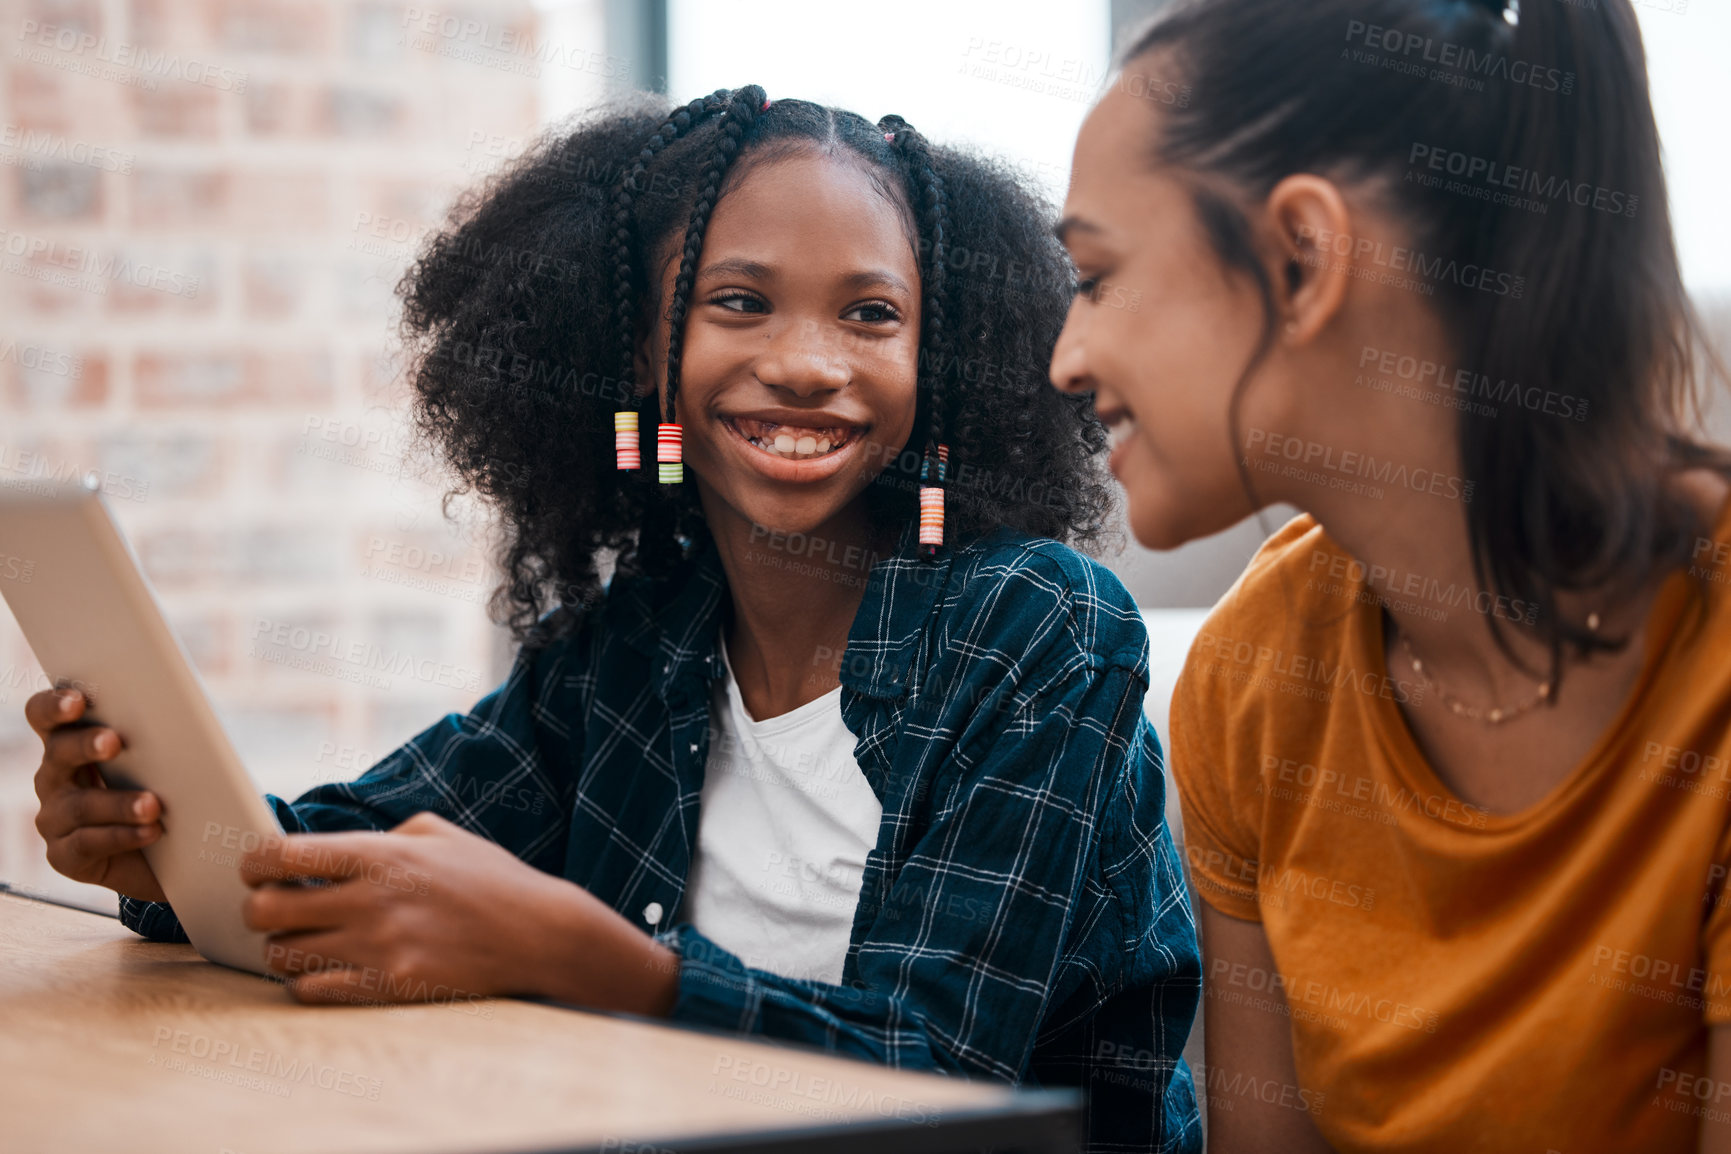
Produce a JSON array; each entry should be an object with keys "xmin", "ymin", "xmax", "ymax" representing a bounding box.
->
[
  {"xmin": 1261, "ymin": 174, "xmax": 1353, "ymax": 345},
  {"xmin": 632, "ymin": 335, "xmax": 658, "ymax": 401}
]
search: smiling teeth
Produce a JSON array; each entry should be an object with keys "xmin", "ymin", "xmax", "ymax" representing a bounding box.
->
[
  {"xmin": 734, "ymin": 419, "xmax": 852, "ymax": 461},
  {"xmin": 756, "ymin": 434, "xmax": 836, "ymax": 461}
]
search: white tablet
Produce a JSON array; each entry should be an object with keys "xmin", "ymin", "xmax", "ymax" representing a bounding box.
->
[{"xmin": 0, "ymin": 480, "xmax": 283, "ymax": 976}]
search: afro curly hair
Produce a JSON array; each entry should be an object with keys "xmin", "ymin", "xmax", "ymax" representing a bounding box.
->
[{"xmin": 397, "ymin": 86, "xmax": 1115, "ymax": 649}]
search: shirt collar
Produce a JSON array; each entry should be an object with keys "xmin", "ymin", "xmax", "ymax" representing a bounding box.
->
[
  {"xmin": 840, "ymin": 516, "xmax": 953, "ymax": 700},
  {"xmin": 615, "ymin": 540, "xmax": 727, "ymax": 698},
  {"xmin": 617, "ymin": 516, "xmax": 954, "ymax": 701}
]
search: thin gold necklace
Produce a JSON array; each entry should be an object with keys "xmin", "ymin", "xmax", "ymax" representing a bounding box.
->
[{"xmin": 1395, "ymin": 612, "xmax": 1600, "ymax": 725}]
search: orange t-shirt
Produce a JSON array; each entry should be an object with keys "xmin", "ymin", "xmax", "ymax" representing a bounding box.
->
[{"xmin": 1171, "ymin": 509, "xmax": 1731, "ymax": 1153}]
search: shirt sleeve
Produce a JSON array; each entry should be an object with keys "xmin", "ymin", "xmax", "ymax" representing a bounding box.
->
[
  {"xmin": 120, "ymin": 630, "xmax": 581, "ymax": 942},
  {"xmin": 1168, "ymin": 640, "xmax": 1264, "ymax": 922},
  {"xmin": 658, "ymin": 653, "xmax": 1194, "ymax": 1088}
]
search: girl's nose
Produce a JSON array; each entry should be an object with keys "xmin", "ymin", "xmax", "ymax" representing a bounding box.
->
[
  {"xmin": 1049, "ymin": 307, "xmax": 1091, "ymax": 394},
  {"xmin": 755, "ymin": 321, "xmax": 852, "ymax": 396}
]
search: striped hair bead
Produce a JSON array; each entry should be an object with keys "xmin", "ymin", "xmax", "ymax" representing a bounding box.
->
[
  {"xmin": 918, "ymin": 486, "xmax": 944, "ymax": 547},
  {"xmin": 657, "ymin": 423, "xmax": 683, "ymax": 484},
  {"xmin": 917, "ymin": 444, "xmax": 949, "ymax": 554},
  {"xmin": 614, "ymin": 411, "xmax": 640, "ymax": 470}
]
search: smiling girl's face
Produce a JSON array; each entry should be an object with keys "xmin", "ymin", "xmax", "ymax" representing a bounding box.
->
[
  {"xmin": 640, "ymin": 148, "xmax": 923, "ymax": 540},
  {"xmin": 1049, "ymin": 83, "xmax": 1277, "ymax": 550}
]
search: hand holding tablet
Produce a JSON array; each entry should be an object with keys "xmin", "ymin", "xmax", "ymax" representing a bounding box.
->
[
  {"xmin": 2, "ymin": 482, "xmax": 286, "ymax": 975},
  {"xmin": 26, "ymin": 685, "xmax": 169, "ymax": 905}
]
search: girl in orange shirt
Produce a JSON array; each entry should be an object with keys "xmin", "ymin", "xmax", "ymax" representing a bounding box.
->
[{"xmin": 1048, "ymin": 0, "xmax": 1731, "ymax": 1150}]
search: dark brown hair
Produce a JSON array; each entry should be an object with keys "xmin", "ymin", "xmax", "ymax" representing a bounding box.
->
[{"xmin": 1128, "ymin": 0, "xmax": 1730, "ymax": 686}]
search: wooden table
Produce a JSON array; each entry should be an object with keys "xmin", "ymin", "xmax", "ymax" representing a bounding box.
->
[{"xmin": 0, "ymin": 889, "xmax": 1081, "ymax": 1153}]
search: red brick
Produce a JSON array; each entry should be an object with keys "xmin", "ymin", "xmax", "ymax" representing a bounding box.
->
[
  {"xmin": 6, "ymin": 67, "xmax": 71, "ymax": 133},
  {"xmin": 130, "ymin": 81, "xmax": 223, "ymax": 139},
  {"xmin": 242, "ymin": 80, "xmax": 304, "ymax": 136},
  {"xmin": 126, "ymin": 0, "xmax": 175, "ymax": 47},
  {"xmin": 242, "ymin": 251, "xmax": 306, "ymax": 317},
  {"xmin": 229, "ymin": 170, "xmax": 328, "ymax": 232},
  {"xmin": 356, "ymin": 176, "xmax": 452, "ymax": 232},
  {"xmin": 434, "ymin": 81, "xmax": 536, "ymax": 151},
  {"xmin": 4, "ymin": 346, "xmax": 108, "ymax": 409},
  {"xmin": 134, "ymin": 527, "xmax": 210, "ymax": 586},
  {"xmin": 0, "ymin": 434, "xmax": 92, "ymax": 492},
  {"xmin": 130, "ymin": 166, "xmax": 228, "ymax": 227},
  {"xmin": 400, "ymin": 4, "xmax": 538, "ymax": 77},
  {"xmin": 16, "ymin": 161, "xmax": 101, "ymax": 221},
  {"xmin": 235, "ymin": 525, "xmax": 345, "ymax": 582},
  {"xmin": 105, "ymin": 244, "xmax": 217, "ymax": 313},
  {"xmin": 8, "ymin": 0, "xmax": 539, "ymax": 786},
  {"xmin": 9, "ymin": 251, "xmax": 105, "ymax": 318},
  {"xmin": 127, "ymin": 0, "xmax": 225, "ymax": 53},
  {"xmin": 22, "ymin": 0, "xmax": 102, "ymax": 41},
  {"xmin": 323, "ymin": 85, "xmax": 405, "ymax": 138},
  {"xmin": 209, "ymin": 0, "xmax": 330, "ymax": 55},
  {"xmin": 348, "ymin": 2, "xmax": 408, "ymax": 61},
  {"xmin": 270, "ymin": 431, "xmax": 351, "ymax": 497},
  {"xmin": 97, "ymin": 428, "xmax": 225, "ymax": 498},
  {"xmin": 358, "ymin": 523, "xmax": 488, "ymax": 574},
  {"xmin": 138, "ymin": 525, "xmax": 343, "ymax": 585},
  {"xmin": 135, "ymin": 350, "xmax": 334, "ymax": 408},
  {"xmin": 134, "ymin": 352, "xmax": 243, "ymax": 406},
  {"xmin": 250, "ymin": 350, "xmax": 335, "ymax": 406}
]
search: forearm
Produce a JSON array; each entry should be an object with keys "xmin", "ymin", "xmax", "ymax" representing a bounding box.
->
[
  {"xmin": 1197, "ymin": 904, "xmax": 1333, "ymax": 1152},
  {"xmin": 518, "ymin": 872, "xmax": 680, "ymax": 1016},
  {"xmin": 655, "ymin": 925, "xmax": 951, "ymax": 1071}
]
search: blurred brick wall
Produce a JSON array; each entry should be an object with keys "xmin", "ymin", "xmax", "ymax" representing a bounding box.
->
[{"xmin": 0, "ymin": 0, "xmax": 617, "ymax": 909}]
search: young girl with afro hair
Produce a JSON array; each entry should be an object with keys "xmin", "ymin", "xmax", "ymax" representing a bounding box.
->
[{"xmin": 31, "ymin": 84, "xmax": 1202, "ymax": 1151}]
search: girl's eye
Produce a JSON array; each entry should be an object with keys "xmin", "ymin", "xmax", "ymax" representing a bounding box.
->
[
  {"xmin": 711, "ymin": 292, "xmax": 767, "ymax": 314},
  {"xmin": 1074, "ymin": 277, "xmax": 1102, "ymax": 301},
  {"xmin": 844, "ymin": 302, "xmax": 900, "ymax": 324}
]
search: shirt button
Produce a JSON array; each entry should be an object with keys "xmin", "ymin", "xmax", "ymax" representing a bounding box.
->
[
  {"xmin": 642, "ymin": 902, "xmax": 663, "ymax": 925},
  {"xmin": 689, "ymin": 742, "xmax": 699, "ymax": 753}
]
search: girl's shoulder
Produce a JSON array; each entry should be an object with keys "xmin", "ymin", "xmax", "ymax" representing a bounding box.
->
[
  {"xmin": 511, "ymin": 565, "xmax": 681, "ymax": 668},
  {"xmin": 1172, "ymin": 511, "xmax": 1405, "ymax": 737},
  {"xmin": 932, "ymin": 527, "xmax": 1150, "ymax": 681},
  {"xmin": 1192, "ymin": 511, "xmax": 1339, "ymax": 641}
]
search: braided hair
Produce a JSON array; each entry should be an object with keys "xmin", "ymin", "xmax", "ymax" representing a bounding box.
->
[
  {"xmin": 606, "ymin": 88, "xmax": 747, "ymax": 573},
  {"xmin": 398, "ymin": 87, "xmax": 1113, "ymax": 648},
  {"xmin": 878, "ymin": 114, "xmax": 953, "ymax": 500},
  {"xmin": 609, "ymin": 92, "xmax": 726, "ymax": 427},
  {"xmin": 659, "ymin": 87, "xmax": 767, "ymax": 428}
]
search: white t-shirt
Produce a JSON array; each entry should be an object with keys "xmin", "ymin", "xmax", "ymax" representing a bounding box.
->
[{"xmin": 679, "ymin": 633, "xmax": 884, "ymax": 985}]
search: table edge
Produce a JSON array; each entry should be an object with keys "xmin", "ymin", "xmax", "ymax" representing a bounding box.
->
[{"xmin": 0, "ymin": 886, "xmax": 1086, "ymax": 1152}]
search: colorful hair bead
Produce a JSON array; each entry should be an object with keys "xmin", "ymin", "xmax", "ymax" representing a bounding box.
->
[
  {"xmin": 918, "ymin": 487, "xmax": 944, "ymax": 546},
  {"xmin": 918, "ymin": 444, "xmax": 949, "ymax": 555},
  {"xmin": 657, "ymin": 423, "xmax": 683, "ymax": 484},
  {"xmin": 614, "ymin": 411, "xmax": 640, "ymax": 470}
]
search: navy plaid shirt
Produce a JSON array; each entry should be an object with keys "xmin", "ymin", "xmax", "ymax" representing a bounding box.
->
[{"xmin": 121, "ymin": 524, "xmax": 1201, "ymax": 1152}]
